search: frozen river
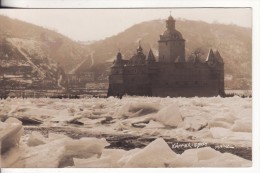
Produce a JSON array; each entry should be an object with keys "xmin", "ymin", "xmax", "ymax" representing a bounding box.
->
[{"xmin": 0, "ymin": 96, "xmax": 252, "ymax": 167}]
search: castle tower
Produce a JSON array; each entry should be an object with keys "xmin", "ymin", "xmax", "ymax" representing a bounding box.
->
[
  {"xmin": 108, "ymin": 51, "xmax": 125, "ymax": 97},
  {"xmin": 158, "ymin": 15, "xmax": 185, "ymax": 63},
  {"xmin": 206, "ymin": 48, "xmax": 225, "ymax": 96}
]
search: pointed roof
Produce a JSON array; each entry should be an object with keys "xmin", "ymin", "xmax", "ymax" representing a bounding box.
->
[
  {"xmin": 206, "ymin": 48, "xmax": 215, "ymax": 62},
  {"xmin": 168, "ymin": 15, "xmax": 174, "ymax": 21},
  {"xmin": 147, "ymin": 49, "xmax": 156, "ymax": 62},
  {"xmin": 206, "ymin": 48, "xmax": 224, "ymax": 64},
  {"xmin": 213, "ymin": 50, "xmax": 224, "ymax": 63},
  {"xmin": 168, "ymin": 10, "xmax": 175, "ymax": 21},
  {"xmin": 166, "ymin": 13, "xmax": 176, "ymax": 31},
  {"xmin": 116, "ymin": 51, "xmax": 122, "ymax": 60}
]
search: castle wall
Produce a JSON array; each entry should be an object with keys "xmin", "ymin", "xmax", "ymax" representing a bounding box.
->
[
  {"xmin": 108, "ymin": 62, "xmax": 224, "ymax": 97},
  {"xmin": 149, "ymin": 63, "xmax": 224, "ymax": 97},
  {"xmin": 123, "ymin": 65, "xmax": 151, "ymax": 96}
]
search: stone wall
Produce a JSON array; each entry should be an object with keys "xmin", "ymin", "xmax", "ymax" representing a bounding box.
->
[{"xmin": 108, "ymin": 62, "xmax": 224, "ymax": 97}]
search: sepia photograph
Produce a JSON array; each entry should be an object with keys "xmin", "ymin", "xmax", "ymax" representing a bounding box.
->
[{"xmin": 0, "ymin": 7, "xmax": 254, "ymax": 168}]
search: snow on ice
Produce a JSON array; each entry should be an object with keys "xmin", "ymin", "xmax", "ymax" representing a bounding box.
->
[{"xmin": 0, "ymin": 96, "xmax": 252, "ymax": 167}]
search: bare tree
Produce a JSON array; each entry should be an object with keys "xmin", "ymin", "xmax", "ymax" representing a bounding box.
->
[{"xmin": 187, "ymin": 48, "xmax": 205, "ymax": 63}]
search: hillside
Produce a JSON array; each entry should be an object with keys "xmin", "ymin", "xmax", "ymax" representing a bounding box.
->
[
  {"xmin": 81, "ymin": 19, "xmax": 252, "ymax": 89},
  {"xmin": 0, "ymin": 15, "xmax": 92, "ymax": 90},
  {"xmin": 0, "ymin": 15, "xmax": 91, "ymax": 72}
]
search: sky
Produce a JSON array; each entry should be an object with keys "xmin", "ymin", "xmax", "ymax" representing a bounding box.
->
[{"xmin": 0, "ymin": 8, "xmax": 252, "ymax": 42}]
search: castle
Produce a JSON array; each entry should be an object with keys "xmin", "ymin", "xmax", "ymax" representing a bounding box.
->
[{"xmin": 108, "ymin": 15, "xmax": 225, "ymax": 97}]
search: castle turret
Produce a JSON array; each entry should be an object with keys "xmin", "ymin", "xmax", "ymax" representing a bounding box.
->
[
  {"xmin": 146, "ymin": 49, "xmax": 156, "ymax": 64},
  {"xmin": 108, "ymin": 51, "xmax": 125, "ymax": 97},
  {"xmin": 129, "ymin": 42, "xmax": 146, "ymax": 65},
  {"xmin": 206, "ymin": 48, "xmax": 224, "ymax": 67},
  {"xmin": 166, "ymin": 15, "xmax": 176, "ymax": 30},
  {"xmin": 112, "ymin": 51, "xmax": 124, "ymax": 67},
  {"xmin": 206, "ymin": 48, "xmax": 225, "ymax": 96}
]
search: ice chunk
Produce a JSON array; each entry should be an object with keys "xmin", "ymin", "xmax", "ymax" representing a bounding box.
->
[
  {"xmin": 196, "ymin": 147, "xmax": 222, "ymax": 160},
  {"xmin": 5, "ymin": 117, "xmax": 23, "ymax": 125},
  {"xmin": 78, "ymin": 110, "xmax": 92, "ymax": 118},
  {"xmin": 170, "ymin": 147, "xmax": 252, "ymax": 167},
  {"xmin": 194, "ymin": 152, "xmax": 252, "ymax": 167},
  {"xmin": 116, "ymin": 102, "xmax": 159, "ymax": 118},
  {"xmin": 119, "ymin": 138, "xmax": 177, "ymax": 167},
  {"xmin": 67, "ymin": 115, "xmax": 84, "ymax": 125},
  {"xmin": 229, "ymin": 132, "xmax": 252, "ymax": 141},
  {"xmin": 212, "ymin": 112, "xmax": 236, "ymax": 124},
  {"xmin": 73, "ymin": 149, "xmax": 127, "ymax": 168},
  {"xmin": 171, "ymin": 150, "xmax": 197, "ymax": 167},
  {"xmin": 13, "ymin": 115, "xmax": 43, "ymax": 125},
  {"xmin": 181, "ymin": 116, "xmax": 208, "ymax": 131},
  {"xmin": 153, "ymin": 104, "xmax": 183, "ymax": 127},
  {"xmin": 170, "ymin": 147, "xmax": 221, "ymax": 167},
  {"xmin": 145, "ymin": 120, "xmax": 165, "ymax": 129},
  {"xmin": 47, "ymin": 133, "xmax": 71, "ymax": 141},
  {"xmin": 210, "ymin": 127, "xmax": 232, "ymax": 139},
  {"xmin": 208, "ymin": 120, "xmax": 232, "ymax": 128},
  {"xmin": 13, "ymin": 139, "xmax": 66, "ymax": 168},
  {"xmin": 117, "ymin": 148, "xmax": 142, "ymax": 166},
  {"xmin": 0, "ymin": 145, "xmax": 22, "ymax": 167},
  {"xmin": 231, "ymin": 119, "xmax": 252, "ymax": 132},
  {"xmin": 27, "ymin": 131, "xmax": 46, "ymax": 147},
  {"xmin": 0, "ymin": 118, "xmax": 23, "ymax": 153},
  {"xmin": 73, "ymin": 157, "xmax": 110, "ymax": 168},
  {"xmin": 13, "ymin": 137, "xmax": 109, "ymax": 168},
  {"xmin": 0, "ymin": 105, "xmax": 8, "ymax": 121},
  {"xmin": 114, "ymin": 122, "xmax": 129, "ymax": 131},
  {"xmin": 65, "ymin": 137, "xmax": 109, "ymax": 158}
]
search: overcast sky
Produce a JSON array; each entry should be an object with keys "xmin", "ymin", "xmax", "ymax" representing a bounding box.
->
[{"xmin": 0, "ymin": 8, "xmax": 251, "ymax": 42}]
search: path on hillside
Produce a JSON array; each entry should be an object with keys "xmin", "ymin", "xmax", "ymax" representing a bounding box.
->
[
  {"xmin": 90, "ymin": 51, "xmax": 95, "ymax": 67},
  {"xmin": 7, "ymin": 38, "xmax": 46, "ymax": 79}
]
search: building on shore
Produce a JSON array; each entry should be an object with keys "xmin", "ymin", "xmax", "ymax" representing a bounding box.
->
[{"xmin": 108, "ymin": 15, "xmax": 224, "ymax": 97}]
